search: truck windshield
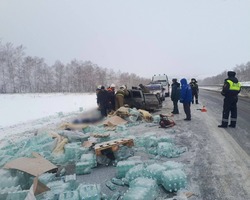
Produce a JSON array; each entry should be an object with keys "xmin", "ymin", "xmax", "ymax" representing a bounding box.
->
[
  {"xmin": 152, "ymin": 76, "xmax": 168, "ymax": 86},
  {"xmin": 146, "ymin": 85, "xmax": 162, "ymax": 90}
]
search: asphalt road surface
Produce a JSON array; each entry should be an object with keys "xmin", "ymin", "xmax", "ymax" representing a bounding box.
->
[
  {"xmin": 78, "ymin": 89, "xmax": 250, "ymax": 200},
  {"xmin": 199, "ymin": 89, "xmax": 250, "ymax": 156}
]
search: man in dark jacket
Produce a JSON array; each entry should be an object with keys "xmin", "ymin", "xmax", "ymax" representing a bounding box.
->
[
  {"xmin": 218, "ymin": 71, "xmax": 241, "ymax": 128},
  {"xmin": 189, "ymin": 78, "xmax": 199, "ymax": 104},
  {"xmin": 107, "ymin": 83, "xmax": 116, "ymax": 112},
  {"xmin": 97, "ymin": 86, "xmax": 110, "ymax": 117},
  {"xmin": 180, "ymin": 78, "xmax": 192, "ymax": 120},
  {"xmin": 171, "ymin": 78, "xmax": 180, "ymax": 114}
]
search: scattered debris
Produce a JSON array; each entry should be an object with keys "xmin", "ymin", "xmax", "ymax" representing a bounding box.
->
[
  {"xmin": 103, "ymin": 115, "xmax": 127, "ymax": 127},
  {"xmin": 0, "ymin": 106, "xmax": 189, "ymax": 199},
  {"xmin": 159, "ymin": 114, "xmax": 176, "ymax": 128},
  {"xmin": 197, "ymin": 106, "xmax": 207, "ymax": 112},
  {"xmin": 4, "ymin": 152, "xmax": 58, "ymax": 177},
  {"xmin": 94, "ymin": 138, "xmax": 134, "ymax": 156}
]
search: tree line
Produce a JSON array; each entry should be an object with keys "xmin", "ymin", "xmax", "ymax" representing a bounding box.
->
[
  {"xmin": 0, "ymin": 41, "xmax": 150, "ymax": 93},
  {"xmin": 200, "ymin": 62, "xmax": 250, "ymax": 85}
]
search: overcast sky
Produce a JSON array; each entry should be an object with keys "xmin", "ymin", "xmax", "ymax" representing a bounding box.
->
[{"xmin": 0, "ymin": 0, "xmax": 250, "ymax": 79}]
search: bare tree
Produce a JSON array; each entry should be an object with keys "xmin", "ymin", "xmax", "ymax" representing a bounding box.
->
[
  {"xmin": 0, "ymin": 41, "xmax": 167, "ymax": 93},
  {"xmin": 52, "ymin": 60, "xmax": 65, "ymax": 92}
]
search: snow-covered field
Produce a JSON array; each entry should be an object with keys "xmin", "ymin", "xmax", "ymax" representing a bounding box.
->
[{"xmin": 0, "ymin": 93, "xmax": 97, "ymax": 139}]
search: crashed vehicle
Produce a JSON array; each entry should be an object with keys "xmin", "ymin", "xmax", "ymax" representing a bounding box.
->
[
  {"xmin": 124, "ymin": 89, "xmax": 162, "ymax": 111},
  {"xmin": 145, "ymin": 83, "xmax": 165, "ymax": 102}
]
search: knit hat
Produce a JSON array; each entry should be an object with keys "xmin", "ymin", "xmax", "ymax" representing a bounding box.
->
[{"xmin": 227, "ymin": 71, "xmax": 236, "ymax": 77}]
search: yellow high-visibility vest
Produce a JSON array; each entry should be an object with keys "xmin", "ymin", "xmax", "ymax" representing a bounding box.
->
[{"xmin": 226, "ymin": 80, "xmax": 241, "ymax": 91}]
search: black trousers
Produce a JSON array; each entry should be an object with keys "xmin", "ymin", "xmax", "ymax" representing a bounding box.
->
[
  {"xmin": 192, "ymin": 92, "xmax": 198, "ymax": 104},
  {"xmin": 100, "ymin": 104, "xmax": 108, "ymax": 117},
  {"xmin": 172, "ymin": 100, "xmax": 179, "ymax": 113},
  {"xmin": 183, "ymin": 103, "xmax": 191, "ymax": 119},
  {"xmin": 221, "ymin": 97, "xmax": 238, "ymax": 126}
]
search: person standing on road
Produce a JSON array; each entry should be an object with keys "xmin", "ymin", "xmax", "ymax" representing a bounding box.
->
[
  {"xmin": 180, "ymin": 78, "xmax": 192, "ymax": 120},
  {"xmin": 97, "ymin": 86, "xmax": 110, "ymax": 117},
  {"xmin": 107, "ymin": 83, "xmax": 116, "ymax": 112},
  {"xmin": 189, "ymin": 78, "xmax": 199, "ymax": 104},
  {"xmin": 218, "ymin": 71, "xmax": 241, "ymax": 128},
  {"xmin": 115, "ymin": 85, "xmax": 129, "ymax": 110},
  {"xmin": 171, "ymin": 78, "xmax": 180, "ymax": 114}
]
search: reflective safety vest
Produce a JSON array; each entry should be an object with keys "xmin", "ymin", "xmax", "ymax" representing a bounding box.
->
[{"xmin": 226, "ymin": 80, "xmax": 241, "ymax": 91}]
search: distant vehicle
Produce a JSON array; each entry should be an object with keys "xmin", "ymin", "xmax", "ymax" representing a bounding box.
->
[
  {"xmin": 152, "ymin": 74, "xmax": 170, "ymax": 97},
  {"xmin": 124, "ymin": 89, "xmax": 162, "ymax": 111},
  {"xmin": 145, "ymin": 83, "xmax": 165, "ymax": 101}
]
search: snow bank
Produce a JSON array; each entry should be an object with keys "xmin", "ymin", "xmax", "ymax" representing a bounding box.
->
[{"xmin": 0, "ymin": 93, "xmax": 97, "ymax": 129}]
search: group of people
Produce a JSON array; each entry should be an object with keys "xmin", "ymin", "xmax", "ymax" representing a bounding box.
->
[
  {"xmin": 96, "ymin": 71, "xmax": 241, "ymax": 127},
  {"xmin": 170, "ymin": 78, "xmax": 199, "ymax": 120},
  {"xmin": 170, "ymin": 71, "xmax": 241, "ymax": 128},
  {"xmin": 96, "ymin": 84, "xmax": 129, "ymax": 117}
]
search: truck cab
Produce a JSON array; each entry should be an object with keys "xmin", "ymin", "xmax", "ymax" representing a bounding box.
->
[
  {"xmin": 145, "ymin": 83, "xmax": 165, "ymax": 101},
  {"xmin": 152, "ymin": 74, "xmax": 170, "ymax": 97}
]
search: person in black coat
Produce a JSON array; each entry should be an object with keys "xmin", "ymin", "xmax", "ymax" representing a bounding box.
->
[
  {"xmin": 107, "ymin": 84, "xmax": 116, "ymax": 112},
  {"xmin": 170, "ymin": 78, "xmax": 180, "ymax": 114},
  {"xmin": 189, "ymin": 78, "xmax": 199, "ymax": 104},
  {"xmin": 218, "ymin": 71, "xmax": 241, "ymax": 128},
  {"xmin": 97, "ymin": 86, "xmax": 110, "ymax": 117}
]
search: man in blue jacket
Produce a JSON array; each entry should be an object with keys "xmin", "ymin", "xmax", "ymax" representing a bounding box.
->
[{"xmin": 180, "ymin": 78, "xmax": 193, "ymax": 120}]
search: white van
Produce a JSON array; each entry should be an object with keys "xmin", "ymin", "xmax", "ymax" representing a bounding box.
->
[{"xmin": 152, "ymin": 74, "xmax": 170, "ymax": 97}]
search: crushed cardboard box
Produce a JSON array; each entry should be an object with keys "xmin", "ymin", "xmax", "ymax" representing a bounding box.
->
[
  {"xmin": 25, "ymin": 177, "xmax": 50, "ymax": 200},
  {"xmin": 112, "ymin": 107, "xmax": 130, "ymax": 118},
  {"xmin": 4, "ymin": 152, "xmax": 58, "ymax": 176},
  {"xmin": 102, "ymin": 115, "xmax": 127, "ymax": 127},
  {"xmin": 138, "ymin": 109, "xmax": 152, "ymax": 122},
  {"xmin": 83, "ymin": 141, "xmax": 95, "ymax": 148}
]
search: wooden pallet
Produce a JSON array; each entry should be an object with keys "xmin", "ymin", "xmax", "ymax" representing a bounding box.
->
[{"xmin": 94, "ymin": 138, "xmax": 134, "ymax": 156}]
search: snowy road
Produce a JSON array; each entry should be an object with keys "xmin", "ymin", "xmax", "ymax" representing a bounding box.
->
[
  {"xmin": 200, "ymin": 89, "xmax": 250, "ymax": 156},
  {"xmin": 184, "ymin": 89, "xmax": 250, "ymax": 200}
]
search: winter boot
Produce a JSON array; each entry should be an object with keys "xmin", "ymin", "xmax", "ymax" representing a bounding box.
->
[
  {"xmin": 228, "ymin": 121, "xmax": 236, "ymax": 128},
  {"xmin": 196, "ymin": 99, "xmax": 199, "ymax": 104},
  {"xmin": 218, "ymin": 122, "xmax": 228, "ymax": 128}
]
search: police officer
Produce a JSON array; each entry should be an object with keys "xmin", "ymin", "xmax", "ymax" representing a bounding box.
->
[{"xmin": 218, "ymin": 71, "xmax": 241, "ymax": 128}]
